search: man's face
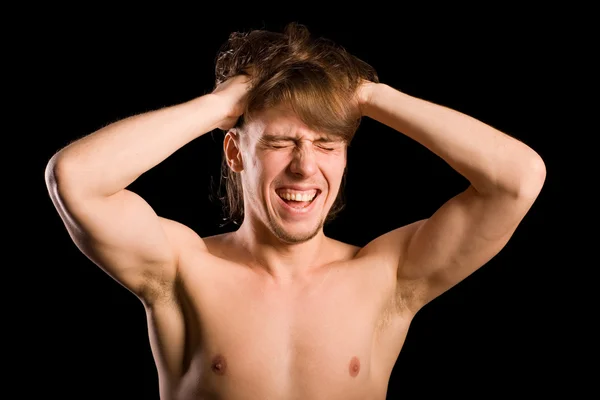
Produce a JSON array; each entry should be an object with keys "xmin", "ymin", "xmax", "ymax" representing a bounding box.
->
[{"xmin": 228, "ymin": 107, "xmax": 347, "ymax": 244}]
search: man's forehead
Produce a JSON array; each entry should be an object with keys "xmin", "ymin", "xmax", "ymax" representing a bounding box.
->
[
  {"xmin": 260, "ymin": 130, "xmax": 340, "ymax": 142},
  {"xmin": 259, "ymin": 121, "xmax": 339, "ymax": 141},
  {"xmin": 256, "ymin": 114, "xmax": 305, "ymax": 135},
  {"xmin": 245, "ymin": 109, "xmax": 343, "ymax": 142}
]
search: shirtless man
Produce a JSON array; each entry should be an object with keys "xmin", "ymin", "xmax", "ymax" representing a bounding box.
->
[{"xmin": 45, "ymin": 24, "xmax": 546, "ymax": 399}]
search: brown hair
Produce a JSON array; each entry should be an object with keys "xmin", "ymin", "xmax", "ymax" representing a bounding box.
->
[{"xmin": 213, "ymin": 22, "xmax": 378, "ymax": 226}]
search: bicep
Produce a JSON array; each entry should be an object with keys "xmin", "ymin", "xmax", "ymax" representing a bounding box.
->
[
  {"xmin": 53, "ymin": 188, "xmax": 193, "ymax": 300},
  {"xmin": 400, "ymin": 185, "xmax": 528, "ymax": 308}
]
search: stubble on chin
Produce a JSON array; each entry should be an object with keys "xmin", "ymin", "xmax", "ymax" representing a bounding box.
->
[{"xmin": 267, "ymin": 213, "xmax": 325, "ymax": 244}]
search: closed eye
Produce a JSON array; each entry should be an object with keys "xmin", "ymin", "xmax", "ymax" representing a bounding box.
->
[
  {"xmin": 260, "ymin": 134, "xmax": 343, "ymax": 152},
  {"xmin": 270, "ymin": 144, "xmax": 293, "ymax": 149},
  {"xmin": 318, "ymin": 145, "xmax": 335, "ymax": 151}
]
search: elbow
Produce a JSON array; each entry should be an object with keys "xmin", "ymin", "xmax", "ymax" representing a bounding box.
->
[
  {"xmin": 44, "ymin": 153, "xmax": 61, "ymax": 195},
  {"xmin": 481, "ymin": 152, "xmax": 546, "ymax": 202},
  {"xmin": 518, "ymin": 153, "xmax": 546, "ymax": 201},
  {"xmin": 44, "ymin": 151, "xmax": 79, "ymax": 201}
]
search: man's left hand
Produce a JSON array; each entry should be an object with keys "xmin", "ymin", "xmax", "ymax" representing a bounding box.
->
[{"xmin": 356, "ymin": 80, "xmax": 377, "ymax": 116}]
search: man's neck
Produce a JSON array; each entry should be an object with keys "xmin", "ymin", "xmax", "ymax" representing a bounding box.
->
[{"xmin": 232, "ymin": 221, "xmax": 328, "ymax": 282}]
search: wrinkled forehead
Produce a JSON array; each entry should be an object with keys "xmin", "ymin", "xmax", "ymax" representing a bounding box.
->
[{"xmin": 244, "ymin": 107, "xmax": 343, "ymax": 143}]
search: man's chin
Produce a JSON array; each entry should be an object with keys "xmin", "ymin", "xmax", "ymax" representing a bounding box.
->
[{"xmin": 269, "ymin": 218, "xmax": 323, "ymax": 244}]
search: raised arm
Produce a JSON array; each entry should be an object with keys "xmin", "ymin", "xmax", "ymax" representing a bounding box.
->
[
  {"xmin": 45, "ymin": 75, "xmax": 250, "ymax": 304},
  {"xmin": 359, "ymin": 83, "xmax": 546, "ymax": 312}
]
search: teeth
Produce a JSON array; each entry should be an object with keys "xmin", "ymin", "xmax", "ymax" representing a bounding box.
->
[{"xmin": 277, "ymin": 190, "xmax": 317, "ymax": 202}]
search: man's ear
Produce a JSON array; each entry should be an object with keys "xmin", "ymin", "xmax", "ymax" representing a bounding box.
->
[{"xmin": 223, "ymin": 129, "xmax": 244, "ymax": 172}]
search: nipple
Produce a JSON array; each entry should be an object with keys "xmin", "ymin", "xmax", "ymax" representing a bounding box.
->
[
  {"xmin": 349, "ymin": 356, "xmax": 360, "ymax": 377},
  {"xmin": 211, "ymin": 354, "xmax": 227, "ymax": 375}
]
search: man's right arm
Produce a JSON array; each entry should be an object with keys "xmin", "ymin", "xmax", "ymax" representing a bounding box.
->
[{"xmin": 45, "ymin": 89, "xmax": 239, "ymax": 304}]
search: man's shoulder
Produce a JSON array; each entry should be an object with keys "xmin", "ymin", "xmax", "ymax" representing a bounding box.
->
[
  {"xmin": 324, "ymin": 236, "xmax": 361, "ymax": 261},
  {"xmin": 353, "ymin": 221, "xmax": 424, "ymax": 262},
  {"xmin": 201, "ymin": 231, "xmax": 237, "ymax": 259}
]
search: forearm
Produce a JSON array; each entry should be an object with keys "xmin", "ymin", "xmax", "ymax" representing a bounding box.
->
[
  {"xmin": 49, "ymin": 94, "xmax": 226, "ymax": 198},
  {"xmin": 363, "ymin": 84, "xmax": 545, "ymax": 197}
]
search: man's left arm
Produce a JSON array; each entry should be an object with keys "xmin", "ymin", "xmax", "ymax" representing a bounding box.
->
[{"xmin": 359, "ymin": 83, "xmax": 546, "ymax": 312}]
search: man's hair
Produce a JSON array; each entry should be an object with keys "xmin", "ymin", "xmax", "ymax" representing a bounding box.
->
[{"xmin": 213, "ymin": 22, "xmax": 378, "ymax": 226}]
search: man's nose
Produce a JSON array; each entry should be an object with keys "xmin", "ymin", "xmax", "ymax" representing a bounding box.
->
[{"xmin": 289, "ymin": 143, "xmax": 318, "ymax": 177}]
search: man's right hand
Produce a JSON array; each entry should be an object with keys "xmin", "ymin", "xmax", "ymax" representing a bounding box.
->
[{"xmin": 212, "ymin": 74, "xmax": 252, "ymax": 131}]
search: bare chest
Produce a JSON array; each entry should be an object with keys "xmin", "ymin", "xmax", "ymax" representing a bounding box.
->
[{"xmin": 174, "ymin": 261, "xmax": 399, "ymax": 399}]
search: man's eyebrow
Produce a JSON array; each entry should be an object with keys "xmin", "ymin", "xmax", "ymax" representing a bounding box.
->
[
  {"xmin": 261, "ymin": 134, "xmax": 293, "ymax": 142},
  {"xmin": 314, "ymin": 136, "xmax": 340, "ymax": 143}
]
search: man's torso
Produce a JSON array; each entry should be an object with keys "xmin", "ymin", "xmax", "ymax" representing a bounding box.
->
[{"xmin": 146, "ymin": 233, "xmax": 413, "ymax": 400}]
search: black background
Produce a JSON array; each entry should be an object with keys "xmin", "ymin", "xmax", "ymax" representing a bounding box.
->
[{"xmin": 31, "ymin": 8, "xmax": 570, "ymax": 400}]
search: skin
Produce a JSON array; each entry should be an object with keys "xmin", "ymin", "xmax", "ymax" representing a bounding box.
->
[
  {"xmin": 46, "ymin": 73, "xmax": 546, "ymax": 399},
  {"xmin": 226, "ymin": 106, "xmax": 347, "ymax": 246}
]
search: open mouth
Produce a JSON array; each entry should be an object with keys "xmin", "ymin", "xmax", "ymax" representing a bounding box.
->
[{"xmin": 275, "ymin": 189, "xmax": 321, "ymax": 210}]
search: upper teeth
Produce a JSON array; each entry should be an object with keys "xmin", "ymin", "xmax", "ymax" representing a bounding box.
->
[{"xmin": 278, "ymin": 190, "xmax": 317, "ymax": 202}]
